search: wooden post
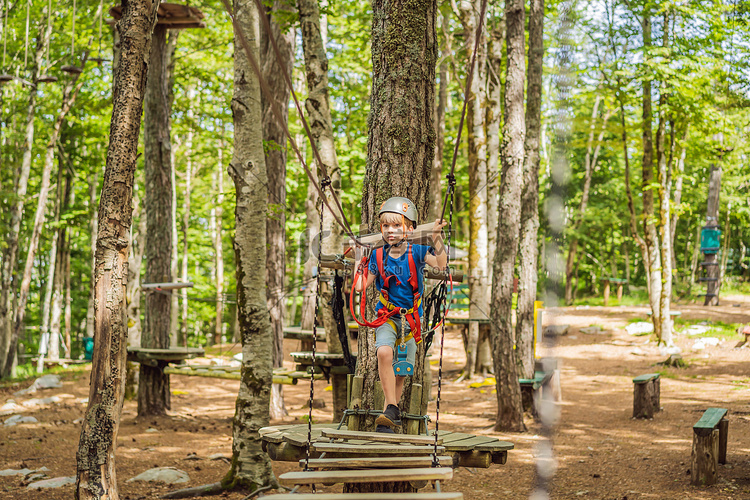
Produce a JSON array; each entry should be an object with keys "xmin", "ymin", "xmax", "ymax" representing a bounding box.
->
[
  {"xmin": 348, "ymin": 375, "xmax": 364, "ymax": 431},
  {"xmin": 603, "ymin": 280, "xmax": 610, "ymax": 306},
  {"xmin": 616, "ymin": 283, "xmax": 624, "ymax": 301},
  {"xmin": 406, "ymin": 383, "xmax": 422, "ymax": 435},
  {"xmin": 691, "ymin": 428, "xmax": 719, "ymax": 486},
  {"xmin": 718, "ymin": 418, "xmax": 728, "ymax": 465}
]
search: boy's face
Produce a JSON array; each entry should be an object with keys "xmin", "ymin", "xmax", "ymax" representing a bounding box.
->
[{"xmin": 380, "ymin": 215, "xmax": 413, "ymax": 244}]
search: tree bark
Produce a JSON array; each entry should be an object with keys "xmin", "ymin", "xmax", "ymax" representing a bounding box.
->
[
  {"xmin": 75, "ymin": 1, "xmax": 159, "ymax": 497},
  {"xmin": 641, "ymin": 8, "xmax": 662, "ymax": 338},
  {"xmin": 215, "ymin": 139, "xmax": 226, "ymax": 344},
  {"xmin": 261, "ymin": 0, "xmax": 293, "ymax": 421},
  {"xmin": 492, "ymin": 0, "xmax": 525, "ymax": 433},
  {"xmin": 355, "ymin": 0, "xmax": 436, "ymax": 444},
  {"xmin": 703, "ymin": 165, "xmax": 721, "ymax": 305},
  {"xmin": 459, "ymin": 0, "xmax": 489, "ymax": 380},
  {"xmin": 429, "ymin": 12, "xmax": 449, "ymax": 221},
  {"xmin": 86, "ymin": 170, "xmax": 99, "ymax": 340},
  {"xmin": 140, "ymin": 24, "xmax": 177, "ymax": 416},
  {"xmin": 299, "ymin": 0, "xmax": 348, "ymax": 421},
  {"xmin": 516, "ymin": 0, "xmax": 543, "ymax": 380},
  {"xmin": 0, "ymin": 13, "xmax": 51, "ymax": 377},
  {"xmin": 221, "ymin": 0, "xmax": 276, "ymax": 491},
  {"xmin": 670, "ymin": 127, "xmax": 689, "ymax": 270}
]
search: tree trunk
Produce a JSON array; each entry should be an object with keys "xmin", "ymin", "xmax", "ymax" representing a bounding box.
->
[
  {"xmin": 215, "ymin": 139, "xmax": 226, "ymax": 344},
  {"xmin": 261, "ymin": 0, "xmax": 293, "ymax": 421},
  {"xmin": 221, "ymin": 0, "xmax": 276, "ymax": 492},
  {"xmin": 0, "ymin": 14, "xmax": 50, "ymax": 377},
  {"xmin": 300, "ymin": 169, "xmax": 320, "ymax": 330},
  {"xmin": 670, "ymin": 127, "xmax": 689, "ymax": 270},
  {"xmin": 86, "ymin": 171, "xmax": 98, "ymax": 340},
  {"xmin": 299, "ymin": 0, "xmax": 348, "ymax": 422},
  {"xmin": 429, "ymin": 12, "xmax": 449, "ymax": 221},
  {"xmin": 140, "ymin": 24, "xmax": 177, "ymax": 417},
  {"xmin": 14, "ymin": 65, "xmax": 87, "ymax": 353},
  {"xmin": 655, "ymin": 10, "xmax": 672, "ymax": 345},
  {"xmin": 355, "ymin": 0, "xmax": 436, "ymax": 445},
  {"xmin": 641, "ymin": 9, "xmax": 662, "ymax": 338},
  {"xmin": 180, "ymin": 90, "xmax": 194, "ymax": 348},
  {"xmin": 75, "ymin": 1, "xmax": 159, "ymax": 497},
  {"xmin": 564, "ymin": 96, "xmax": 612, "ymax": 305},
  {"xmin": 459, "ymin": 0, "xmax": 489, "ymax": 380},
  {"xmin": 492, "ymin": 0, "xmax": 525, "ymax": 433},
  {"xmin": 516, "ymin": 0, "xmax": 543, "ymax": 380},
  {"xmin": 703, "ymin": 166, "xmax": 721, "ymax": 305}
]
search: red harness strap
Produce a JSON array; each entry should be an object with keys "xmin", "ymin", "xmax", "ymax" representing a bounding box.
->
[
  {"xmin": 375, "ymin": 243, "xmax": 422, "ymax": 344},
  {"xmin": 349, "ymin": 244, "xmax": 423, "ymax": 343}
]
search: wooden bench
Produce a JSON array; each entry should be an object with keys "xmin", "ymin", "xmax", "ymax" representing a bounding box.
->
[
  {"xmin": 691, "ymin": 407, "xmax": 728, "ymax": 486},
  {"xmin": 632, "ymin": 373, "xmax": 660, "ymax": 419},
  {"xmin": 519, "ymin": 370, "xmax": 553, "ymax": 416}
]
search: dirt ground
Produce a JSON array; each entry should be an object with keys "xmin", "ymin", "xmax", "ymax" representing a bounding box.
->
[{"xmin": 2, "ymin": 296, "xmax": 750, "ymax": 500}]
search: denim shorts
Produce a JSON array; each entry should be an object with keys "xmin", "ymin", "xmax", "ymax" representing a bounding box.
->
[{"xmin": 375, "ymin": 316, "xmax": 416, "ymax": 374}]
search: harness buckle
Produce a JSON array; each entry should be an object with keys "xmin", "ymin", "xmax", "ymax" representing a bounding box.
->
[{"xmin": 399, "ymin": 307, "xmax": 408, "ymax": 315}]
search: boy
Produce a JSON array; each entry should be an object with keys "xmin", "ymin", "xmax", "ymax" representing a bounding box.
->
[{"xmin": 353, "ymin": 196, "xmax": 447, "ymax": 432}]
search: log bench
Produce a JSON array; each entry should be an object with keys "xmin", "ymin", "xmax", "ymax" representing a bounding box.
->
[
  {"xmin": 691, "ymin": 407, "xmax": 728, "ymax": 486},
  {"xmin": 632, "ymin": 373, "xmax": 661, "ymax": 419}
]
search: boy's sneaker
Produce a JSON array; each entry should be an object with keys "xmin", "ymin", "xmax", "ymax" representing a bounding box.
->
[
  {"xmin": 375, "ymin": 404, "xmax": 401, "ymax": 428},
  {"xmin": 375, "ymin": 424, "xmax": 395, "ymax": 434}
]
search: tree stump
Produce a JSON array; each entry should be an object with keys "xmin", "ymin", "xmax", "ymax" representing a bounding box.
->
[{"xmin": 632, "ymin": 374, "xmax": 660, "ymax": 419}]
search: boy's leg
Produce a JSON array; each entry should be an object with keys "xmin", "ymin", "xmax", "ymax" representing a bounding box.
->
[{"xmin": 377, "ymin": 345, "xmax": 398, "ymax": 407}]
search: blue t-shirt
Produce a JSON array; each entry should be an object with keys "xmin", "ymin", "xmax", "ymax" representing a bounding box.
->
[{"xmin": 368, "ymin": 243, "xmax": 434, "ymax": 316}]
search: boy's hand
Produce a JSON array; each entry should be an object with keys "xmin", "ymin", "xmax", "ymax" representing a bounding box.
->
[{"xmin": 431, "ymin": 218, "xmax": 448, "ymax": 237}]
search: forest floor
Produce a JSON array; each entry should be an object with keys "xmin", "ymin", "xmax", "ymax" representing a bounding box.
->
[{"xmin": 2, "ymin": 295, "xmax": 750, "ymax": 499}]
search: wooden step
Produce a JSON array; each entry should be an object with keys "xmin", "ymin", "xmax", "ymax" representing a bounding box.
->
[
  {"xmin": 278, "ymin": 467, "xmax": 453, "ymax": 487},
  {"xmin": 299, "ymin": 455, "xmax": 455, "ymax": 469},
  {"xmin": 321, "ymin": 428, "xmax": 444, "ymax": 445},
  {"xmin": 312, "ymin": 442, "xmax": 445, "ymax": 455},
  {"xmin": 267, "ymin": 494, "xmax": 463, "ymax": 500}
]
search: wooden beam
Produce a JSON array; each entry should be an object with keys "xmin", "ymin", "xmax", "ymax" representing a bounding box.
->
[
  {"xmin": 320, "ymin": 428, "xmax": 443, "ymax": 445},
  {"xmin": 299, "ymin": 455, "xmax": 455, "ymax": 469},
  {"xmin": 278, "ymin": 467, "xmax": 453, "ymax": 486}
]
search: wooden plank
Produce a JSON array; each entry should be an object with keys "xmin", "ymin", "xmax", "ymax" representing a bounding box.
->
[
  {"xmin": 312, "ymin": 442, "xmax": 445, "ymax": 455},
  {"xmin": 441, "ymin": 436, "xmax": 501, "ymax": 452},
  {"xmin": 474, "ymin": 440, "xmax": 514, "ymax": 452},
  {"xmin": 299, "ymin": 456, "xmax": 455, "ymax": 469},
  {"xmin": 278, "ymin": 467, "xmax": 453, "ymax": 486},
  {"xmin": 320, "ymin": 429, "xmax": 443, "ymax": 445},
  {"xmin": 694, "ymin": 408, "xmax": 728, "ymax": 435},
  {"xmin": 632, "ymin": 373, "xmax": 660, "ymax": 384},
  {"xmin": 267, "ymin": 494, "xmax": 463, "ymax": 500}
]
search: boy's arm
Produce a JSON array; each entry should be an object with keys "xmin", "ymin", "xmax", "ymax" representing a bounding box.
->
[
  {"xmin": 351, "ymin": 241, "xmax": 377, "ymax": 292},
  {"xmin": 425, "ymin": 218, "xmax": 448, "ymax": 270}
]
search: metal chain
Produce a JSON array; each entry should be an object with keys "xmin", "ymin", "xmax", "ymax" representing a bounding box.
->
[
  {"xmin": 433, "ymin": 174, "xmax": 455, "ymax": 466},
  {"xmin": 304, "ymin": 204, "xmax": 324, "ymax": 478}
]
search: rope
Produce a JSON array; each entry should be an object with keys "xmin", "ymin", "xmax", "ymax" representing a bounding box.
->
[
  {"xmin": 218, "ymin": 0, "xmax": 360, "ymax": 246},
  {"xmin": 331, "ymin": 271, "xmax": 356, "ymax": 374},
  {"xmin": 304, "ymin": 205, "xmax": 323, "ymax": 482},
  {"xmin": 439, "ymin": 0, "xmax": 489, "ymax": 223},
  {"xmin": 432, "ymin": 173, "xmax": 456, "ymax": 467}
]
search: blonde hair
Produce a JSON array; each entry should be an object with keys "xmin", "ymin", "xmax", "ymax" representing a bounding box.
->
[{"xmin": 379, "ymin": 212, "xmax": 414, "ymax": 229}]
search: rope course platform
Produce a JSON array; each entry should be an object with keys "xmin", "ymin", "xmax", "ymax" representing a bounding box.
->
[
  {"xmin": 260, "ymin": 425, "xmax": 513, "ymax": 468},
  {"xmin": 126, "ymin": 347, "xmax": 204, "ymax": 367}
]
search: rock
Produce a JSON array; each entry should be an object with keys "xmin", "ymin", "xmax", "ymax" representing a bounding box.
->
[
  {"xmin": 233, "ymin": 353, "xmax": 243, "ymax": 361},
  {"xmin": 543, "ymin": 325, "xmax": 569, "ymax": 337},
  {"xmin": 580, "ymin": 326, "xmax": 606, "ymax": 335},
  {"xmin": 22, "ymin": 396, "xmax": 61, "ymax": 407},
  {"xmin": 0, "ymin": 402, "xmax": 25, "ymax": 416},
  {"xmin": 692, "ymin": 337, "xmax": 720, "ymax": 350},
  {"xmin": 208, "ymin": 453, "xmax": 230, "ymax": 461},
  {"xmin": 625, "ymin": 322, "xmax": 653, "ymax": 336},
  {"xmin": 145, "ymin": 427, "xmax": 160, "ymax": 433},
  {"xmin": 683, "ymin": 325, "xmax": 712, "ymax": 336},
  {"xmin": 630, "ymin": 347, "xmax": 646, "ymax": 356},
  {"xmin": 4, "ymin": 415, "xmax": 38, "ymax": 426},
  {"xmin": 26, "ymin": 476, "xmax": 76, "ymax": 489},
  {"xmin": 14, "ymin": 374, "xmax": 62, "ymax": 396},
  {"xmin": 0, "ymin": 468, "xmax": 33, "ymax": 476},
  {"xmin": 659, "ymin": 344, "xmax": 682, "ymax": 357},
  {"xmin": 26, "ymin": 472, "xmax": 48, "ymax": 482},
  {"xmin": 126, "ymin": 467, "xmax": 190, "ymax": 484}
]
